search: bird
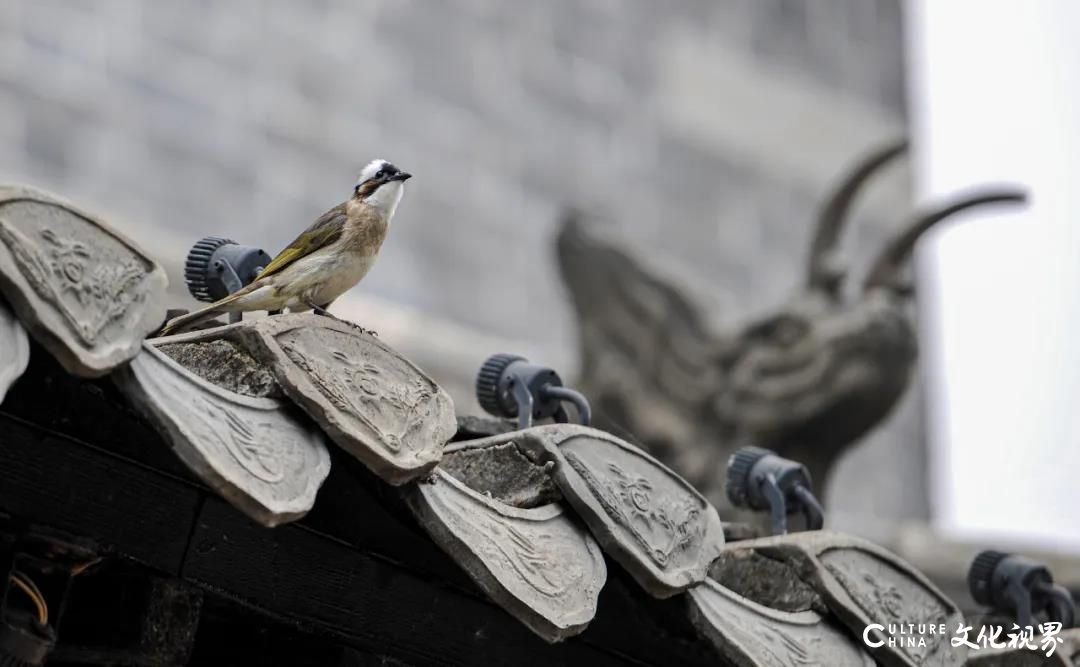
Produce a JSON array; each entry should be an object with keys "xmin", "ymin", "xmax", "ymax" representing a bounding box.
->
[{"xmin": 159, "ymin": 159, "xmax": 411, "ymax": 336}]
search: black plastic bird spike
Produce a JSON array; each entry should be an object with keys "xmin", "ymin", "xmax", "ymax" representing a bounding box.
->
[
  {"xmin": 476, "ymin": 354, "xmax": 592, "ymax": 430},
  {"xmin": 726, "ymin": 446, "xmax": 825, "ymax": 535},
  {"xmin": 968, "ymin": 550, "xmax": 1076, "ymax": 629},
  {"xmin": 184, "ymin": 237, "xmax": 272, "ymax": 323}
]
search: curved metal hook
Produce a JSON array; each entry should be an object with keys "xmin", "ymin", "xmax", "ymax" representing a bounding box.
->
[
  {"xmin": 542, "ymin": 385, "xmax": 592, "ymax": 426},
  {"xmin": 793, "ymin": 484, "xmax": 825, "ymax": 531},
  {"xmin": 1036, "ymin": 581, "xmax": 1076, "ymax": 629},
  {"xmin": 509, "ymin": 377, "xmax": 535, "ymax": 430},
  {"xmin": 761, "ymin": 473, "xmax": 789, "ymax": 536}
]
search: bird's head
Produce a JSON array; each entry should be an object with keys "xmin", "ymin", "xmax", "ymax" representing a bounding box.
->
[{"xmin": 354, "ymin": 159, "xmax": 412, "ymax": 216}]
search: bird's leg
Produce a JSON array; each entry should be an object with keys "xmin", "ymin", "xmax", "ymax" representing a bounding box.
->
[{"xmin": 307, "ymin": 301, "xmax": 376, "ymax": 336}]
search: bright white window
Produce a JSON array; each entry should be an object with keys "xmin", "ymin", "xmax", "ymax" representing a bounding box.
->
[{"xmin": 908, "ymin": 0, "xmax": 1080, "ymax": 550}]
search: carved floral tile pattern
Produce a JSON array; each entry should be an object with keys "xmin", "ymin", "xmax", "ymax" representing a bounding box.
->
[
  {"xmin": 279, "ymin": 335, "xmax": 437, "ymax": 455},
  {"xmin": 561, "ymin": 438, "xmax": 709, "ymax": 572},
  {"xmin": 528, "ymin": 425, "xmax": 724, "ymax": 598},
  {"xmin": 593, "ymin": 461, "xmax": 704, "ymax": 567},
  {"xmin": 256, "ymin": 317, "xmax": 455, "ymax": 483},
  {"xmin": 0, "ymin": 189, "xmax": 167, "ymax": 376},
  {"xmin": 820, "ymin": 548, "xmax": 954, "ymax": 667},
  {"xmin": 0, "ymin": 223, "xmax": 147, "ymax": 345}
]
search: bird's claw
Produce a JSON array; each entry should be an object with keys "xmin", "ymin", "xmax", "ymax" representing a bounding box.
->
[
  {"xmin": 348, "ymin": 321, "xmax": 378, "ymax": 337},
  {"xmin": 309, "ymin": 304, "xmax": 375, "ymax": 335},
  {"xmin": 336, "ymin": 317, "xmax": 376, "ymax": 337},
  {"xmin": 336, "ymin": 317, "xmax": 370, "ymax": 335}
]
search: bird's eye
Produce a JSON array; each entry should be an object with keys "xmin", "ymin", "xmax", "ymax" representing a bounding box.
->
[{"xmin": 375, "ymin": 170, "xmax": 385, "ymax": 179}]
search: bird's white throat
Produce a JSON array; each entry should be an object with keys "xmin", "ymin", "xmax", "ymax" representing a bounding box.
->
[{"xmin": 366, "ymin": 180, "xmax": 404, "ymax": 219}]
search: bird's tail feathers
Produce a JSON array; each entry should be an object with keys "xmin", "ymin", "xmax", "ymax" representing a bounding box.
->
[{"xmin": 158, "ymin": 291, "xmax": 247, "ymax": 336}]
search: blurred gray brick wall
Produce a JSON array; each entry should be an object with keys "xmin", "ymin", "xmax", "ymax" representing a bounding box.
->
[{"xmin": 0, "ymin": 0, "xmax": 924, "ymax": 533}]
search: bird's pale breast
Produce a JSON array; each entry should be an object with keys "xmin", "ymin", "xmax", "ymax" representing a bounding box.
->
[{"xmin": 273, "ymin": 242, "xmax": 377, "ymax": 308}]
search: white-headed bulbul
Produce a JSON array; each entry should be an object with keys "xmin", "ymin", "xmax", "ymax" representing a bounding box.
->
[{"xmin": 160, "ymin": 159, "xmax": 411, "ymax": 335}]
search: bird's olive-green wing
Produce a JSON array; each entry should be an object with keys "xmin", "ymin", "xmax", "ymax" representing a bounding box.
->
[{"xmin": 256, "ymin": 205, "xmax": 347, "ymax": 279}]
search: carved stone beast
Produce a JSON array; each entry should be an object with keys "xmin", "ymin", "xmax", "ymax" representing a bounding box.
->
[{"xmin": 556, "ymin": 140, "xmax": 1025, "ymax": 512}]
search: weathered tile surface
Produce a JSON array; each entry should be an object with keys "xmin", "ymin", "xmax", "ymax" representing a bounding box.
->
[
  {"xmin": 488, "ymin": 424, "xmax": 725, "ymax": 598},
  {"xmin": 719, "ymin": 531, "xmax": 966, "ymax": 667},
  {"xmin": 406, "ymin": 467, "xmax": 605, "ymax": 643},
  {"xmin": 687, "ymin": 578, "xmax": 874, "ymax": 667},
  {"xmin": 247, "ymin": 314, "xmax": 456, "ymax": 484},
  {"xmin": 115, "ymin": 341, "xmax": 331, "ymax": 527},
  {"xmin": 152, "ymin": 314, "xmax": 456, "ymax": 485},
  {"xmin": 0, "ymin": 185, "xmax": 168, "ymax": 377}
]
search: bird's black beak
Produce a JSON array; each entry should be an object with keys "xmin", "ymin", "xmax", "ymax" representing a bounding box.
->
[{"xmin": 388, "ymin": 172, "xmax": 412, "ymax": 182}]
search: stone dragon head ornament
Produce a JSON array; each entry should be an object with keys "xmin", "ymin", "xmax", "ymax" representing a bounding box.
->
[{"xmin": 556, "ymin": 140, "xmax": 1027, "ymax": 508}]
